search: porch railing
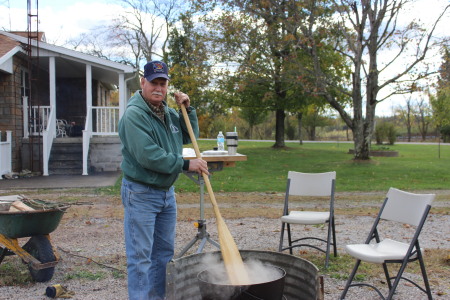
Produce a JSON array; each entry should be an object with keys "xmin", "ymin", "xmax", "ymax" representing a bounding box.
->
[
  {"xmin": 0, "ymin": 131, "xmax": 12, "ymax": 179},
  {"xmin": 83, "ymin": 106, "xmax": 120, "ymax": 175},
  {"xmin": 23, "ymin": 104, "xmax": 55, "ymax": 176},
  {"xmin": 42, "ymin": 108, "xmax": 56, "ymax": 176},
  {"xmin": 93, "ymin": 106, "xmax": 119, "ymax": 135},
  {"xmin": 30, "ymin": 105, "xmax": 51, "ymax": 136}
]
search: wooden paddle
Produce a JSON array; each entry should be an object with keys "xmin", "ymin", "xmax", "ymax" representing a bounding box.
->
[{"xmin": 180, "ymin": 104, "xmax": 249, "ymax": 285}]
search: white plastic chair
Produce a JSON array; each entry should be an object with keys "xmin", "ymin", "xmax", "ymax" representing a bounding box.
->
[
  {"xmin": 278, "ymin": 171, "xmax": 337, "ymax": 268},
  {"xmin": 340, "ymin": 188, "xmax": 435, "ymax": 300}
]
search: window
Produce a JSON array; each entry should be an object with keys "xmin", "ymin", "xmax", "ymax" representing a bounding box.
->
[{"xmin": 21, "ymin": 69, "xmax": 30, "ymax": 98}]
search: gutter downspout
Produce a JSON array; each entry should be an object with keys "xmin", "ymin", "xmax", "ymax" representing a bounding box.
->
[{"xmin": 120, "ymin": 70, "xmax": 138, "ymax": 119}]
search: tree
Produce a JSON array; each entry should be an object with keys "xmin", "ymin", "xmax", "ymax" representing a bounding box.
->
[
  {"xmin": 239, "ymin": 107, "xmax": 267, "ymax": 139},
  {"xmin": 302, "ymin": 104, "xmax": 331, "ymax": 141},
  {"xmin": 193, "ymin": 0, "xmax": 349, "ymax": 148},
  {"xmin": 430, "ymin": 46, "xmax": 450, "ymax": 138},
  {"xmin": 167, "ymin": 12, "xmax": 212, "ymax": 113},
  {"xmin": 415, "ymin": 97, "xmax": 432, "ymax": 141},
  {"xmin": 67, "ymin": 0, "xmax": 186, "ymax": 69},
  {"xmin": 396, "ymin": 97, "xmax": 415, "ymax": 142},
  {"xmin": 299, "ymin": 0, "xmax": 449, "ymax": 159}
]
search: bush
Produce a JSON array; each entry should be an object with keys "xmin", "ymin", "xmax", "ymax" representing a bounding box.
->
[
  {"xmin": 375, "ymin": 122, "xmax": 397, "ymax": 145},
  {"xmin": 386, "ymin": 124, "xmax": 397, "ymax": 145},
  {"xmin": 440, "ymin": 125, "xmax": 450, "ymax": 143},
  {"xmin": 375, "ymin": 126, "xmax": 384, "ymax": 145}
]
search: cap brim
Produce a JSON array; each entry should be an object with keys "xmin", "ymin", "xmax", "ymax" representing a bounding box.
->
[{"xmin": 145, "ymin": 73, "xmax": 170, "ymax": 82}]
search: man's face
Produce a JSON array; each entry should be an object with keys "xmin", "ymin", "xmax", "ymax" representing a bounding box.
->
[{"xmin": 140, "ymin": 77, "xmax": 168, "ymax": 106}]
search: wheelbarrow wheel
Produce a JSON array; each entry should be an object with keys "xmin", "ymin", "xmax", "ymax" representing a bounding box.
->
[{"xmin": 22, "ymin": 235, "xmax": 56, "ymax": 282}]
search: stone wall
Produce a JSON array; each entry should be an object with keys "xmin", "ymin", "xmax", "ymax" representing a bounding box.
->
[
  {"xmin": 89, "ymin": 136, "xmax": 122, "ymax": 172},
  {"xmin": 0, "ymin": 57, "xmax": 26, "ymax": 172}
]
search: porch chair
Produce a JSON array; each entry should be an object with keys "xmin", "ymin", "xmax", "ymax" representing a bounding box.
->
[
  {"xmin": 278, "ymin": 171, "xmax": 337, "ymax": 268},
  {"xmin": 56, "ymin": 119, "xmax": 67, "ymax": 138},
  {"xmin": 340, "ymin": 188, "xmax": 435, "ymax": 300}
]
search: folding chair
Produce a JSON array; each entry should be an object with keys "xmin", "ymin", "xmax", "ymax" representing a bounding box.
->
[
  {"xmin": 278, "ymin": 171, "xmax": 337, "ymax": 268},
  {"xmin": 340, "ymin": 188, "xmax": 435, "ymax": 300}
]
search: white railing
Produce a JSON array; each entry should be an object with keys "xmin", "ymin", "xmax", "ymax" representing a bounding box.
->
[
  {"xmin": 82, "ymin": 107, "xmax": 93, "ymax": 175},
  {"xmin": 30, "ymin": 105, "xmax": 51, "ymax": 136},
  {"xmin": 82, "ymin": 106, "xmax": 120, "ymax": 175},
  {"xmin": 0, "ymin": 131, "xmax": 12, "ymax": 179},
  {"xmin": 93, "ymin": 106, "xmax": 120, "ymax": 135},
  {"xmin": 42, "ymin": 108, "xmax": 56, "ymax": 176}
]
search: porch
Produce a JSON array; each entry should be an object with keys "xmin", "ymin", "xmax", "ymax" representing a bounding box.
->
[
  {"xmin": 23, "ymin": 105, "xmax": 123, "ymax": 176},
  {"xmin": 0, "ymin": 31, "xmax": 137, "ymax": 176}
]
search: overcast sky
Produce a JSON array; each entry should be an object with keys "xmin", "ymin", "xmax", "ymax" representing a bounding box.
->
[{"xmin": 1, "ymin": 0, "xmax": 448, "ymax": 116}]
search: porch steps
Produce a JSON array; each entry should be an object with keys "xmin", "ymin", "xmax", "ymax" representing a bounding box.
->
[{"xmin": 48, "ymin": 138, "xmax": 88, "ymax": 175}]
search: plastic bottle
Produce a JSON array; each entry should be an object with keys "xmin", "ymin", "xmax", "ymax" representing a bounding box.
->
[{"xmin": 217, "ymin": 131, "xmax": 225, "ymax": 151}]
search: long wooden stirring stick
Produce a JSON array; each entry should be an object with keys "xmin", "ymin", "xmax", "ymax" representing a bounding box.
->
[{"xmin": 180, "ymin": 104, "xmax": 249, "ymax": 285}]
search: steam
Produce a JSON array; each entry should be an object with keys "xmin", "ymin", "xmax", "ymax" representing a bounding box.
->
[{"xmin": 197, "ymin": 254, "xmax": 285, "ymax": 300}]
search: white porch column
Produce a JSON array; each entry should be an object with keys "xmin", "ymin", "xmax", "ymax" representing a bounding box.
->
[
  {"xmin": 119, "ymin": 73, "xmax": 125, "ymax": 119},
  {"xmin": 83, "ymin": 64, "xmax": 93, "ymax": 175},
  {"xmin": 49, "ymin": 56, "xmax": 56, "ymax": 133},
  {"xmin": 86, "ymin": 64, "xmax": 92, "ymax": 132}
]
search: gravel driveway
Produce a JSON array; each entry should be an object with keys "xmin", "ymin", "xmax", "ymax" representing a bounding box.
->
[{"xmin": 0, "ymin": 190, "xmax": 448, "ymax": 300}]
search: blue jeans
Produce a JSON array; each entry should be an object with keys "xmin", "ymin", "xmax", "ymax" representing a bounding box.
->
[{"xmin": 121, "ymin": 178, "xmax": 177, "ymax": 300}]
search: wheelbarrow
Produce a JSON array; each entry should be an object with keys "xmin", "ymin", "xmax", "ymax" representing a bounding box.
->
[{"xmin": 0, "ymin": 196, "xmax": 69, "ymax": 282}]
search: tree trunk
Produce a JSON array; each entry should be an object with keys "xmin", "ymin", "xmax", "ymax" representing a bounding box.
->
[
  {"xmin": 407, "ymin": 101, "xmax": 412, "ymax": 142},
  {"xmin": 297, "ymin": 112, "xmax": 303, "ymax": 145},
  {"xmin": 309, "ymin": 126, "xmax": 316, "ymax": 141},
  {"xmin": 352, "ymin": 102, "xmax": 376, "ymax": 160},
  {"xmin": 273, "ymin": 109, "xmax": 286, "ymax": 148},
  {"xmin": 353, "ymin": 132, "xmax": 371, "ymax": 159}
]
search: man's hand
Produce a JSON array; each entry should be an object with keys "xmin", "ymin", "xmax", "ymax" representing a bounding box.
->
[
  {"xmin": 174, "ymin": 92, "xmax": 190, "ymax": 108},
  {"xmin": 188, "ymin": 158, "xmax": 209, "ymax": 175}
]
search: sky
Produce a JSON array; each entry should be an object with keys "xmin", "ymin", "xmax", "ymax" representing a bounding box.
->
[
  {"xmin": 0, "ymin": 0, "xmax": 121, "ymax": 45},
  {"xmin": 0, "ymin": 0, "xmax": 449, "ymax": 117}
]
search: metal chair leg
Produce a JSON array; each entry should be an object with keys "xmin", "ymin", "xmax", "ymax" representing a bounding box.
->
[
  {"xmin": 418, "ymin": 252, "xmax": 433, "ymax": 300},
  {"xmin": 287, "ymin": 223, "xmax": 293, "ymax": 254},
  {"xmin": 325, "ymin": 219, "xmax": 333, "ymax": 268},
  {"xmin": 340, "ymin": 259, "xmax": 361, "ymax": 299},
  {"xmin": 279, "ymin": 222, "xmax": 286, "ymax": 252},
  {"xmin": 386, "ymin": 259, "xmax": 410, "ymax": 300},
  {"xmin": 332, "ymin": 218, "xmax": 338, "ymax": 257},
  {"xmin": 382, "ymin": 263, "xmax": 392, "ymax": 290}
]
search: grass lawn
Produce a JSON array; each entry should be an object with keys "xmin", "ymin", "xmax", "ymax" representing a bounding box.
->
[{"xmin": 174, "ymin": 140, "xmax": 450, "ymax": 193}]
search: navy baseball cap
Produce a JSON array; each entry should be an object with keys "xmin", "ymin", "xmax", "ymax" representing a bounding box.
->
[{"xmin": 143, "ymin": 61, "xmax": 170, "ymax": 82}]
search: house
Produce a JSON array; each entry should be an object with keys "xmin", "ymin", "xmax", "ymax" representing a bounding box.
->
[{"xmin": 0, "ymin": 31, "xmax": 138, "ymax": 176}]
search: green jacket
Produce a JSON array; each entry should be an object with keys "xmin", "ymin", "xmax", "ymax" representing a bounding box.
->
[{"xmin": 118, "ymin": 91, "xmax": 199, "ymax": 191}]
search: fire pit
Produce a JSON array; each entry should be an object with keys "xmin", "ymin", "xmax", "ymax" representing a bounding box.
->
[{"xmin": 166, "ymin": 250, "xmax": 322, "ymax": 300}]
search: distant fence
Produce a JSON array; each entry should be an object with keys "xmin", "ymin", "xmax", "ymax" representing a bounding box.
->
[
  {"xmin": 0, "ymin": 131, "xmax": 12, "ymax": 179},
  {"xmin": 396, "ymin": 135, "xmax": 441, "ymax": 142}
]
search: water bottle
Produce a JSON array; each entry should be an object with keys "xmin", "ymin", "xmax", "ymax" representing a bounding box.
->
[{"xmin": 217, "ymin": 131, "xmax": 225, "ymax": 151}]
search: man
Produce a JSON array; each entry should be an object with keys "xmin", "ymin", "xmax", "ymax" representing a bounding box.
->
[{"xmin": 118, "ymin": 60, "xmax": 208, "ymax": 300}]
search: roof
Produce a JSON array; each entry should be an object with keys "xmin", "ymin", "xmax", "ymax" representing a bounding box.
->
[
  {"xmin": 0, "ymin": 34, "xmax": 21, "ymax": 57},
  {"xmin": 0, "ymin": 31, "xmax": 137, "ymax": 85},
  {"xmin": 9, "ymin": 31, "xmax": 46, "ymax": 42}
]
